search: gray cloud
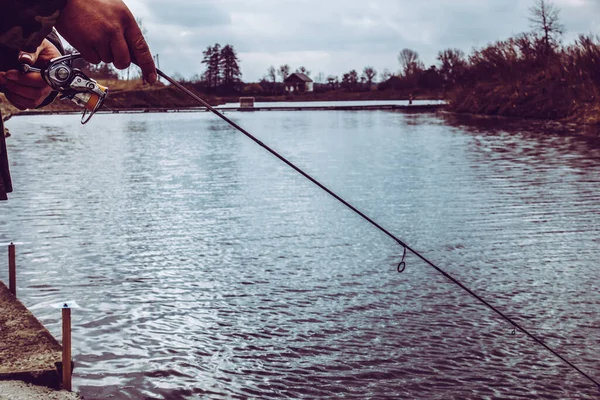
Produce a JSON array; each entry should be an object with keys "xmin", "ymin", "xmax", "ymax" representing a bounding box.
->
[
  {"xmin": 126, "ymin": 0, "xmax": 599, "ymax": 81},
  {"xmin": 144, "ymin": 0, "xmax": 230, "ymax": 27}
]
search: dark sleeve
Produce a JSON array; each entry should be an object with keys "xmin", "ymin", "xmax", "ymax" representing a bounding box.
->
[
  {"xmin": 46, "ymin": 29, "xmax": 65, "ymax": 55},
  {"xmin": 0, "ymin": 117, "xmax": 12, "ymax": 198},
  {"xmin": 0, "ymin": 0, "xmax": 68, "ymax": 52}
]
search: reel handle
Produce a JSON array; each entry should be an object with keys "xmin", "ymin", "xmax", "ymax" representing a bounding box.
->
[{"xmin": 21, "ymin": 53, "xmax": 109, "ymax": 124}]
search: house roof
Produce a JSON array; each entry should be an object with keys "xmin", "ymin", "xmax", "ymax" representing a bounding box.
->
[{"xmin": 285, "ymin": 73, "xmax": 313, "ymax": 83}]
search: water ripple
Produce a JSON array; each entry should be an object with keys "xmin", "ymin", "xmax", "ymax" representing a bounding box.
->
[{"xmin": 0, "ymin": 111, "xmax": 599, "ymax": 399}]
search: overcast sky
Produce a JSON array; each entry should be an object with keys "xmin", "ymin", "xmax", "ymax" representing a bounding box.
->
[{"xmin": 123, "ymin": 0, "xmax": 599, "ymax": 82}]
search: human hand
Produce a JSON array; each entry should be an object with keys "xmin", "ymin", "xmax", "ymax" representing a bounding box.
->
[
  {"xmin": 0, "ymin": 39, "xmax": 61, "ymax": 110},
  {"xmin": 55, "ymin": 0, "xmax": 157, "ymax": 84}
]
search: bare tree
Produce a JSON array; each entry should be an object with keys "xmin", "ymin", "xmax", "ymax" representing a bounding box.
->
[
  {"xmin": 362, "ymin": 66, "xmax": 377, "ymax": 86},
  {"xmin": 398, "ymin": 48, "xmax": 424, "ymax": 76},
  {"xmin": 172, "ymin": 72, "xmax": 185, "ymax": 83},
  {"xmin": 341, "ymin": 70, "xmax": 359, "ymax": 91},
  {"xmin": 267, "ymin": 66, "xmax": 277, "ymax": 83},
  {"xmin": 437, "ymin": 48, "xmax": 466, "ymax": 84},
  {"xmin": 266, "ymin": 66, "xmax": 277, "ymax": 93},
  {"xmin": 380, "ymin": 68, "xmax": 393, "ymax": 82},
  {"xmin": 529, "ymin": 0, "xmax": 564, "ymax": 54},
  {"xmin": 327, "ymin": 75, "xmax": 338, "ymax": 89},
  {"xmin": 278, "ymin": 64, "xmax": 290, "ymax": 81},
  {"xmin": 296, "ymin": 66, "xmax": 311, "ymax": 77}
]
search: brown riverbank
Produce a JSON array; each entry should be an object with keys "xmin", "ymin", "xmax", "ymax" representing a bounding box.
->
[
  {"xmin": 445, "ymin": 33, "xmax": 600, "ymax": 126},
  {"xmin": 448, "ymin": 79, "xmax": 600, "ymax": 126},
  {"xmin": 1, "ymin": 85, "xmax": 438, "ymax": 116}
]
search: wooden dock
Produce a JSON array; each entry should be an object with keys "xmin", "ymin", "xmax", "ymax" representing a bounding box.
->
[
  {"xmin": 0, "ymin": 282, "xmax": 64, "ymax": 389},
  {"xmin": 0, "ymin": 244, "xmax": 72, "ymax": 392}
]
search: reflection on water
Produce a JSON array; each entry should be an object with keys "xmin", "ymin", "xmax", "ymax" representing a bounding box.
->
[{"xmin": 1, "ymin": 110, "xmax": 599, "ymax": 399}]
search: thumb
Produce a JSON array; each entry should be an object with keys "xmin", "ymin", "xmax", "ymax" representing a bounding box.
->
[{"xmin": 18, "ymin": 46, "xmax": 43, "ymax": 66}]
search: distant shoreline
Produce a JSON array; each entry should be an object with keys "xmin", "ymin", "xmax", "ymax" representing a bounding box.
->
[
  {"xmin": 10, "ymin": 102, "xmax": 445, "ymax": 117},
  {"xmin": 4, "ymin": 97, "xmax": 600, "ymax": 139}
]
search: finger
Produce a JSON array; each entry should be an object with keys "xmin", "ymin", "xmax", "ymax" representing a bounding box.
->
[
  {"xmin": 5, "ymin": 70, "xmax": 48, "ymax": 88},
  {"xmin": 80, "ymin": 47, "xmax": 102, "ymax": 65},
  {"xmin": 96, "ymin": 39, "xmax": 114, "ymax": 64},
  {"xmin": 19, "ymin": 45, "xmax": 44, "ymax": 66},
  {"xmin": 36, "ymin": 39, "xmax": 63, "ymax": 66},
  {"xmin": 125, "ymin": 25, "xmax": 156, "ymax": 83},
  {"xmin": 110, "ymin": 37, "xmax": 131, "ymax": 70},
  {"xmin": 0, "ymin": 72, "xmax": 6, "ymax": 85},
  {"xmin": 5, "ymin": 80, "xmax": 50, "ymax": 101}
]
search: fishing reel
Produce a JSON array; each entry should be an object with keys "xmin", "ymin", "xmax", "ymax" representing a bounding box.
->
[{"xmin": 22, "ymin": 53, "xmax": 108, "ymax": 124}]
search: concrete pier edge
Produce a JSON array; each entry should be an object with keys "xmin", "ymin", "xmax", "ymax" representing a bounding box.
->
[{"xmin": 0, "ymin": 282, "xmax": 65, "ymax": 390}]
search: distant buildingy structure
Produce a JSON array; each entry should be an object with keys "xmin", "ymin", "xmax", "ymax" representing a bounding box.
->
[
  {"xmin": 284, "ymin": 73, "xmax": 314, "ymax": 93},
  {"xmin": 239, "ymin": 97, "xmax": 255, "ymax": 108}
]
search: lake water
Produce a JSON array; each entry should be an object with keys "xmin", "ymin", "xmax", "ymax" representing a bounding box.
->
[{"xmin": 1, "ymin": 110, "xmax": 599, "ymax": 399}]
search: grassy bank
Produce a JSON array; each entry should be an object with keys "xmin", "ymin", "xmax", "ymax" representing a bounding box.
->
[
  {"xmin": 448, "ymin": 79, "xmax": 600, "ymax": 125},
  {"xmin": 446, "ymin": 34, "xmax": 600, "ymax": 125},
  {"xmin": 448, "ymin": 64, "xmax": 600, "ymax": 125}
]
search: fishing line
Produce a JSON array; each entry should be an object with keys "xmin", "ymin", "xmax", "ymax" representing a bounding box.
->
[{"xmin": 156, "ymin": 68, "xmax": 600, "ymax": 391}]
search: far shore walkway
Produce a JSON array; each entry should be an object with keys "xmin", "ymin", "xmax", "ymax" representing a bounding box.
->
[{"xmin": 12, "ymin": 103, "xmax": 446, "ymax": 117}]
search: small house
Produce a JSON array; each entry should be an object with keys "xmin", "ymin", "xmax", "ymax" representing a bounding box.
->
[{"xmin": 284, "ymin": 73, "xmax": 314, "ymax": 93}]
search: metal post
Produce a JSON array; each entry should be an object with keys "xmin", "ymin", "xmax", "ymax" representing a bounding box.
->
[
  {"xmin": 8, "ymin": 242, "xmax": 15, "ymax": 296},
  {"xmin": 155, "ymin": 54, "xmax": 161, "ymax": 82},
  {"xmin": 62, "ymin": 304, "xmax": 72, "ymax": 391}
]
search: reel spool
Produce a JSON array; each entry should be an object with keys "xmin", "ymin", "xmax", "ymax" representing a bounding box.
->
[{"xmin": 22, "ymin": 53, "xmax": 108, "ymax": 124}]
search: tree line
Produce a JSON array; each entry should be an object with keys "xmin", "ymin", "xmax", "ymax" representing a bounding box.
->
[
  {"xmin": 250, "ymin": 0, "xmax": 596, "ymax": 123},
  {"xmin": 295, "ymin": 0, "xmax": 570, "ymax": 96},
  {"xmin": 81, "ymin": 0, "xmax": 600, "ymax": 122},
  {"xmin": 249, "ymin": 0, "xmax": 600, "ymax": 121},
  {"xmin": 201, "ymin": 44, "xmax": 242, "ymax": 92},
  {"xmin": 449, "ymin": 0, "xmax": 600, "ymax": 121}
]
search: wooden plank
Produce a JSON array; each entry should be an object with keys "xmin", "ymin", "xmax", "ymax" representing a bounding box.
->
[
  {"xmin": 62, "ymin": 306, "xmax": 72, "ymax": 392},
  {"xmin": 8, "ymin": 243, "xmax": 15, "ymax": 296}
]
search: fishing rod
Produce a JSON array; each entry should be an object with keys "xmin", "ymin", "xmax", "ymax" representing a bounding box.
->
[
  {"xmin": 24, "ymin": 57, "xmax": 599, "ymax": 391},
  {"xmin": 154, "ymin": 69, "xmax": 600, "ymax": 393},
  {"xmin": 153, "ymin": 69, "xmax": 599, "ymax": 391}
]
